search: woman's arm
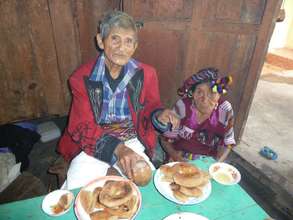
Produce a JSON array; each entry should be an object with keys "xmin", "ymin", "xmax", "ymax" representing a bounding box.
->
[
  {"xmin": 217, "ymin": 100, "xmax": 236, "ymax": 162},
  {"xmin": 151, "ymin": 99, "xmax": 184, "ymax": 133},
  {"xmin": 216, "ymin": 145, "xmax": 233, "ymax": 162},
  {"xmin": 159, "ymin": 136, "xmax": 186, "ymax": 162}
]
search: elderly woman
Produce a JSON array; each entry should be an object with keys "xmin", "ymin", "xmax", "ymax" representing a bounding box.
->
[
  {"xmin": 153, "ymin": 68, "xmax": 236, "ymax": 162},
  {"xmin": 56, "ymin": 11, "xmax": 177, "ymax": 189}
]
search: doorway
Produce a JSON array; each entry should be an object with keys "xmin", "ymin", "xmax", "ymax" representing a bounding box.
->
[{"xmin": 235, "ymin": 0, "xmax": 293, "ymax": 219}]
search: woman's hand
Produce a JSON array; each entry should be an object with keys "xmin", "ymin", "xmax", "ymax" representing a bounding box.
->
[
  {"xmin": 216, "ymin": 145, "xmax": 232, "ymax": 162},
  {"xmin": 160, "ymin": 137, "xmax": 186, "ymax": 162},
  {"xmin": 157, "ymin": 109, "xmax": 180, "ymax": 130},
  {"xmin": 114, "ymin": 144, "xmax": 145, "ymax": 180},
  {"xmin": 168, "ymin": 150, "xmax": 186, "ymax": 162}
]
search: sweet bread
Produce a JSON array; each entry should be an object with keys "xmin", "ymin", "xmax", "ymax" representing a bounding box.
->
[
  {"xmin": 173, "ymin": 171, "xmax": 203, "ymax": 188},
  {"xmin": 78, "ymin": 179, "xmax": 139, "ymax": 219},
  {"xmin": 99, "ymin": 180, "xmax": 133, "ymax": 208},
  {"xmin": 79, "ymin": 190, "xmax": 96, "ymax": 214},
  {"xmin": 105, "ymin": 195, "xmax": 138, "ymax": 219},
  {"xmin": 51, "ymin": 193, "xmax": 73, "ymax": 214},
  {"xmin": 90, "ymin": 210, "xmax": 118, "ymax": 220},
  {"xmin": 172, "ymin": 189, "xmax": 189, "ymax": 202},
  {"xmin": 179, "ymin": 186, "xmax": 202, "ymax": 197},
  {"xmin": 159, "ymin": 162, "xmax": 210, "ymax": 202}
]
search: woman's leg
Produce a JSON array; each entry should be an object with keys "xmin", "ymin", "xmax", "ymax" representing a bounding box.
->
[
  {"xmin": 62, "ymin": 138, "xmax": 155, "ymax": 190},
  {"xmin": 62, "ymin": 151, "xmax": 110, "ymax": 190}
]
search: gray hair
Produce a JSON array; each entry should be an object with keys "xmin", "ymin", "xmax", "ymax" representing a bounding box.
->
[{"xmin": 99, "ymin": 11, "xmax": 138, "ymax": 41}]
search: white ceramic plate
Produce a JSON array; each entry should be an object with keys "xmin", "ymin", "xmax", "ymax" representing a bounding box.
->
[
  {"xmin": 154, "ymin": 162, "xmax": 212, "ymax": 205},
  {"xmin": 209, "ymin": 162, "xmax": 241, "ymax": 185},
  {"xmin": 163, "ymin": 212, "xmax": 209, "ymax": 220},
  {"xmin": 42, "ymin": 189, "xmax": 74, "ymax": 216},
  {"xmin": 74, "ymin": 176, "xmax": 141, "ymax": 220}
]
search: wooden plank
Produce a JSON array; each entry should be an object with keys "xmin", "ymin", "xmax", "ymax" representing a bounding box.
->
[
  {"xmin": 0, "ymin": 0, "xmax": 120, "ymax": 124},
  {"xmin": 0, "ymin": 0, "xmax": 48, "ymax": 123},
  {"xmin": 240, "ymin": 0, "xmax": 266, "ymax": 24},
  {"xmin": 235, "ymin": 0, "xmax": 282, "ymax": 139},
  {"xmin": 215, "ymin": 0, "xmax": 242, "ymax": 22},
  {"xmin": 125, "ymin": 0, "xmax": 193, "ymax": 19},
  {"xmin": 228, "ymin": 34, "xmax": 256, "ymax": 115},
  {"xmin": 47, "ymin": 0, "xmax": 82, "ymax": 110},
  {"xmin": 73, "ymin": 0, "xmax": 119, "ymax": 63},
  {"xmin": 182, "ymin": 0, "xmax": 209, "ymax": 78},
  {"xmin": 132, "ymin": 20, "xmax": 191, "ymax": 31},
  {"xmin": 195, "ymin": 32, "xmax": 237, "ymax": 72},
  {"xmin": 192, "ymin": 32, "xmax": 257, "ymax": 120},
  {"xmin": 208, "ymin": 0, "xmax": 266, "ymax": 25},
  {"xmin": 24, "ymin": 0, "xmax": 66, "ymax": 116},
  {"xmin": 203, "ymin": 21, "xmax": 259, "ymax": 35},
  {"xmin": 73, "ymin": 1, "xmax": 98, "ymax": 63},
  {"xmin": 124, "ymin": 1, "xmax": 191, "ymax": 107},
  {"xmin": 134, "ymin": 23, "xmax": 186, "ymax": 107}
]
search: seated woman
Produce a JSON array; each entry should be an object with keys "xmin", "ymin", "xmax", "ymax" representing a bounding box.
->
[
  {"xmin": 152, "ymin": 68, "xmax": 235, "ymax": 162},
  {"xmin": 54, "ymin": 11, "xmax": 176, "ymax": 190}
]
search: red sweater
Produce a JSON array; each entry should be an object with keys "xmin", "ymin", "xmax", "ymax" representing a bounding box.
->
[{"xmin": 58, "ymin": 58, "xmax": 162, "ymax": 161}]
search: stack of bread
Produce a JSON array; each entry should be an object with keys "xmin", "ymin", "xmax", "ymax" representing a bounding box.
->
[
  {"xmin": 159, "ymin": 162, "xmax": 210, "ymax": 202},
  {"xmin": 79, "ymin": 180, "xmax": 139, "ymax": 220}
]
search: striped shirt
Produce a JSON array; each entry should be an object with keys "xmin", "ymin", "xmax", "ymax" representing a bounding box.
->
[{"xmin": 89, "ymin": 53, "xmax": 139, "ymax": 124}]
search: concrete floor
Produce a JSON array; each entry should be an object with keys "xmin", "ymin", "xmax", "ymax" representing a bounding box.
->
[{"xmin": 233, "ymin": 62, "xmax": 293, "ymax": 219}]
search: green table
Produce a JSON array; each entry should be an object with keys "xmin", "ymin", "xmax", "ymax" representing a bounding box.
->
[{"xmin": 0, "ymin": 157, "xmax": 269, "ymax": 220}]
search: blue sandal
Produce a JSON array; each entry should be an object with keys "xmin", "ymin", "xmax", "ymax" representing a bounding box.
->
[{"xmin": 259, "ymin": 146, "xmax": 278, "ymax": 160}]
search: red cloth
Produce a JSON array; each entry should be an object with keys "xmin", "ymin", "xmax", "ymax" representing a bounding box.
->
[{"xmin": 58, "ymin": 58, "xmax": 162, "ymax": 161}]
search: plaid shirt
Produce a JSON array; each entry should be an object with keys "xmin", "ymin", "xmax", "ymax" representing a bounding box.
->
[{"xmin": 89, "ymin": 54, "xmax": 139, "ymax": 124}]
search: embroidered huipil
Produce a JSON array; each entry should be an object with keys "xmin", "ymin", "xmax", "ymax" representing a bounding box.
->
[{"xmin": 164, "ymin": 97, "xmax": 236, "ymax": 157}]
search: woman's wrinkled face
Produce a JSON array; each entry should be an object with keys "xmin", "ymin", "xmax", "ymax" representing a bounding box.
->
[
  {"xmin": 193, "ymin": 82, "xmax": 220, "ymax": 114},
  {"xmin": 97, "ymin": 27, "xmax": 137, "ymax": 67}
]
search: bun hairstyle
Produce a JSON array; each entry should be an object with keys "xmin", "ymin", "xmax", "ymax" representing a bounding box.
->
[{"xmin": 177, "ymin": 68, "xmax": 232, "ymax": 98}]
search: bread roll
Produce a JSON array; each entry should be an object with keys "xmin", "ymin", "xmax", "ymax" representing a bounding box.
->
[
  {"xmin": 105, "ymin": 195, "xmax": 138, "ymax": 219},
  {"xmin": 172, "ymin": 189, "xmax": 189, "ymax": 202},
  {"xmin": 90, "ymin": 210, "xmax": 118, "ymax": 220},
  {"xmin": 179, "ymin": 186, "xmax": 202, "ymax": 197},
  {"xmin": 99, "ymin": 181, "xmax": 133, "ymax": 208},
  {"xmin": 79, "ymin": 190, "xmax": 96, "ymax": 214},
  {"xmin": 132, "ymin": 160, "xmax": 152, "ymax": 186},
  {"xmin": 173, "ymin": 171, "xmax": 203, "ymax": 187}
]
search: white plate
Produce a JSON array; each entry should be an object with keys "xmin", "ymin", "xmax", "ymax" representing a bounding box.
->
[
  {"xmin": 154, "ymin": 162, "xmax": 212, "ymax": 205},
  {"xmin": 209, "ymin": 162, "xmax": 241, "ymax": 185},
  {"xmin": 163, "ymin": 212, "xmax": 209, "ymax": 220},
  {"xmin": 42, "ymin": 189, "xmax": 74, "ymax": 216},
  {"xmin": 74, "ymin": 176, "xmax": 141, "ymax": 220}
]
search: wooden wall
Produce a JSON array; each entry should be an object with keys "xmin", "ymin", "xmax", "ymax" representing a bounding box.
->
[
  {"xmin": 0, "ymin": 0, "xmax": 281, "ymax": 141},
  {"xmin": 0, "ymin": 0, "xmax": 119, "ymax": 123},
  {"xmin": 125, "ymin": 0, "xmax": 282, "ymax": 139}
]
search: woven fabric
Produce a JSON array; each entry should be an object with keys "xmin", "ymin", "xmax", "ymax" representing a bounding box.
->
[{"xmin": 89, "ymin": 53, "xmax": 139, "ymax": 123}]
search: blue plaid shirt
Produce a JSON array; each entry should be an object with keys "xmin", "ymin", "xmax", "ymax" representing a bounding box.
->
[{"xmin": 89, "ymin": 54, "xmax": 139, "ymax": 124}]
